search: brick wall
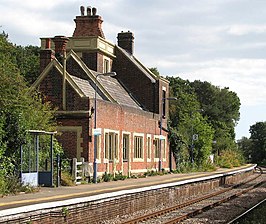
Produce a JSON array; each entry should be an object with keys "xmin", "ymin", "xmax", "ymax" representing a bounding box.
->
[
  {"xmin": 90, "ymin": 99, "xmax": 171, "ymax": 174},
  {"xmin": 113, "ymin": 48, "xmax": 158, "ymax": 113},
  {"xmin": 3, "ymin": 170, "xmax": 253, "ymax": 224}
]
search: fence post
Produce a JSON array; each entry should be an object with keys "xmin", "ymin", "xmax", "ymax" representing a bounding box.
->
[
  {"xmin": 81, "ymin": 157, "xmax": 85, "ymax": 179},
  {"xmin": 56, "ymin": 154, "xmax": 60, "ymax": 187},
  {"xmin": 72, "ymin": 158, "xmax": 77, "ymax": 184}
]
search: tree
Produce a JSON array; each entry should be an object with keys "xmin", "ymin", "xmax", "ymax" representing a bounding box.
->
[
  {"xmin": 167, "ymin": 76, "xmax": 214, "ymax": 167},
  {"xmin": 14, "ymin": 45, "xmax": 40, "ymax": 84},
  {"xmin": 237, "ymin": 137, "xmax": 252, "ymax": 162},
  {"xmin": 249, "ymin": 121, "xmax": 266, "ymax": 164},
  {"xmin": 0, "ymin": 32, "xmax": 56, "ymax": 192},
  {"xmin": 149, "ymin": 67, "xmax": 160, "ymax": 77},
  {"xmin": 190, "ymin": 80, "xmax": 240, "ymax": 151}
]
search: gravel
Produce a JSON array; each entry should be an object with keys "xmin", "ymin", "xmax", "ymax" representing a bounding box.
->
[{"xmin": 101, "ymin": 172, "xmax": 266, "ymax": 224}]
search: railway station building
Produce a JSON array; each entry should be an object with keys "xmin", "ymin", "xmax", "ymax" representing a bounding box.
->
[{"xmin": 32, "ymin": 6, "xmax": 172, "ymax": 176}]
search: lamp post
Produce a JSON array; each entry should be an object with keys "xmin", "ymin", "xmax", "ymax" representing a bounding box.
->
[
  {"xmin": 159, "ymin": 97, "xmax": 177, "ymax": 172},
  {"xmin": 93, "ymin": 72, "xmax": 117, "ymax": 183}
]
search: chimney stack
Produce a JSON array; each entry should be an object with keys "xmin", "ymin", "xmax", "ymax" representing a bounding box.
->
[
  {"xmin": 40, "ymin": 38, "xmax": 55, "ymax": 72},
  {"xmin": 51, "ymin": 36, "xmax": 69, "ymax": 62},
  {"xmin": 73, "ymin": 6, "xmax": 105, "ymax": 38},
  {"xmin": 117, "ymin": 31, "xmax": 134, "ymax": 55}
]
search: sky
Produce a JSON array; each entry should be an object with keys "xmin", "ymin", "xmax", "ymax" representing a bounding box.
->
[{"xmin": 1, "ymin": 0, "xmax": 266, "ymax": 140}]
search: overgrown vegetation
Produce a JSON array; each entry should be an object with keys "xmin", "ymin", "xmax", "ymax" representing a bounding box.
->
[
  {"xmin": 165, "ymin": 76, "xmax": 243, "ymax": 170},
  {"xmin": 0, "ymin": 32, "xmax": 57, "ymax": 195}
]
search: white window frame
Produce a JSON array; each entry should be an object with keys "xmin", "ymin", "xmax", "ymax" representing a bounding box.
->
[
  {"xmin": 154, "ymin": 135, "xmax": 166, "ymax": 162},
  {"xmin": 147, "ymin": 134, "xmax": 152, "ymax": 162},
  {"xmin": 103, "ymin": 56, "xmax": 110, "ymax": 73},
  {"xmin": 103, "ymin": 129, "xmax": 119, "ymax": 163},
  {"xmin": 122, "ymin": 132, "xmax": 131, "ymax": 161},
  {"xmin": 133, "ymin": 133, "xmax": 144, "ymax": 162}
]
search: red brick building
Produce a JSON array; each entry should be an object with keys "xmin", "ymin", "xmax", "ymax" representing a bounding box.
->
[{"xmin": 32, "ymin": 6, "xmax": 172, "ymax": 176}]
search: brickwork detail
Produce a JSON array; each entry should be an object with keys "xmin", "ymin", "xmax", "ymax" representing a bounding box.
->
[{"xmin": 73, "ymin": 16, "xmax": 105, "ymax": 38}]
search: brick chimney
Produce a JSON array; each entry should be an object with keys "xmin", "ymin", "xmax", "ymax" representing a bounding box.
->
[
  {"xmin": 73, "ymin": 6, "xmax": 105, "ymax": 38},
  {"xmin": 40, "ymin": 38, "xmax": 55, "ymax": 72},
  {"xmin": 51, "ymin": 36, "xmax": 69, "ymax": 62},
  {"xmin": 117, "ymin": 31, "xmax": 134, "ymax": 55}
]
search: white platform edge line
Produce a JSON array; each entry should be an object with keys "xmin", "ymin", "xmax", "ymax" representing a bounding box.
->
[{"xmin": 0, "ymin": 165, "xmax": 256, "ymax": 218}]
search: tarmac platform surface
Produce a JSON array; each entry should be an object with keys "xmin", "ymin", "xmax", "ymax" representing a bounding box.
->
[{"xmin": 0, "ymin": 164, "xmax": 255, "ymax": 216}]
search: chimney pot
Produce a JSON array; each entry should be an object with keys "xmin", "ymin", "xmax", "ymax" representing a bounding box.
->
[
  {"xmin": 73, "ymin": 7, "xmax": 105, "ymax": 38},
  {"xmin": 87, "ymin": 6, "xmax": 92, "ymax": 16},
  {"xmin": 92, "ymin": 7, "xmax": 97, "ymax": 16},
  {"xmin": 80, "ymin": 6, "xmax": 85, "ymax": 16},
  {"xmin": 45, "ymin": 38, "xmax": 51, "ymax": 49}
]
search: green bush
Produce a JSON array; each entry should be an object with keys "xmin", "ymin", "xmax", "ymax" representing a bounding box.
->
[
  {"xmin": 113, "ymin": 171, "xmax": 127, "ymax": 181},
  {"xmin": 60, "ymin": 171, "xmax": 75, "ymax": 186},
  {"xmin": 102, "ymin": 172, "xmax": 114, "ymax": 182},
  {"xmin": 216, "ymin": 149, "xmax": 244, "ymax": 168}
]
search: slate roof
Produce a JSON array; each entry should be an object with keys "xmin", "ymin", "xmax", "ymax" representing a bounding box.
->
[{"xmin": 70, "ymin": 73, "xmax": 141, "ymax": 109}]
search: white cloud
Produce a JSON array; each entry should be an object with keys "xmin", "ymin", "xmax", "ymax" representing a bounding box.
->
[
  {"xmin": 4, "ymin": 0, "xmax": 66, "ymax": 10},
  {"xmin": 1, "ymin": 0, "xmax": 266, "ymax": 138},
  {"xmin": 173, "ymin": 59, "xmax": 266, "ymax": 107},
  {"xmin": 227, "ymin": 24, "xmax": 266, "ymax": 36}
]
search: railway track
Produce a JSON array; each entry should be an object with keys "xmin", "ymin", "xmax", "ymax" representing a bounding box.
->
[
  {"xmin": 227, "ymin": 197, "xmax": 266, "ymax": 224},
  {"xmin": 122, "ymin": 169, "xmax": 264, "ymax": 224}
]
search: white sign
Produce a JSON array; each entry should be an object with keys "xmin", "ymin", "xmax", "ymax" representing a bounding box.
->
[
  {"xmin": 193, "ymin": 134, "xmax": 198, "ymax": 141},
  {"xmin": 93, "ymin": 128, "xmax": 102, "ymax": 136}
]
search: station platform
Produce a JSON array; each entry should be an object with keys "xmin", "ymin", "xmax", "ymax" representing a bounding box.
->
[{"xmin": 0, "ymin": 164, "xmax": 256, "ymax": 218}]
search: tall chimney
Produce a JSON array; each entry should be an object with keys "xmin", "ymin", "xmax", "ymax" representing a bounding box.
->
[
  {"xmin": 117, "ymin": 31, "xmax": 134, "ymax": 55},
  {"xmin": 73, "ymin": 6, "xmax": 105, "ymax": 38},
  {"xmin": 51, "ymin": 36, "xmax": 69, "ymax": 62},
  {"xmin": 40, "ymin": 38, "xmax": 55, "ymax": 72}
]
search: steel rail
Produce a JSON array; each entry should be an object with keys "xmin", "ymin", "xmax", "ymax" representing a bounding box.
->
[
  {"xmin": 122, "ymin": 172, "xmax": 262, "ymax": 224},
  {"xmin": 164, "ymin": 178, "xmax": 264, "ymax": 224},
  {"xmin": 227, "ymin": 197, "xmax": 266, "ymax": 224}
]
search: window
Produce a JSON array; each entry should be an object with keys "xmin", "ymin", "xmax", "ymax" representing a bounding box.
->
[
  {"xmin": 161, "ymin": 139, "xmax": 166, "ymax": 159},
  {"xmin": 123, "ymin": 134, "xmax": 130, "ymax": 161},
  {"xmin": 154, "ymin": 138, "xmax": 166, "ymax": 159},
  {"xmin": 134, "ymin": 136, "xmax": 143, "ymax": 159},
  {"xmin": 96, "ymin": 135, "xmax": 100, "ymax": 160},
  {"xmin": 104, "ymin": 59, "xmax": 110, "ymax": 73},
  {"xmin": 162, "ymin": 90, "xmax": 166, "ymax": 118},
  {"xmin": 147, "ymin": 136, "xmax": 151, "ymax": 159},
  {"xmin": 154, "ymin": 138, "xmax": 160, "ymax": 158},
  {"xmin": 104, "ymin": 132, "xmax": 118, "ymax": 160}
]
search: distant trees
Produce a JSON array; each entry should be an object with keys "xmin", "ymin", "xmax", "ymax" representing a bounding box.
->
[
  {"xmin": 190, "ymin": 80, "xmax": 240, "ymax": 153},
  {"xmin": 238, "ymin": 121, "xmax": 266, "ymax": 165},
  {"xmin": 165, "ymin": 75, "xmax": 242, "ymax": 170}
]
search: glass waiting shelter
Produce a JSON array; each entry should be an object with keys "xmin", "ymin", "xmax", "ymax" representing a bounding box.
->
[{"xmin": 20, "ymin": 130, "xmax": 57, "ymax": 187}]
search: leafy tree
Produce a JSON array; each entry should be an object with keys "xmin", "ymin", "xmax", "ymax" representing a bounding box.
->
[
  {"xmin": 167, "ymin": 77, "xmax": 214, "ymax": 168},
  {"xmin": 14, "ymin": 45, "xmax": 40, "ymax": 84},
  {"xmin": 0, "ymin": 32, "xmax": 56, "ymax": 193},
  {"xmin": 190, "ymin": 80, "xmax": 240, "ymax": 152},
  {"xmin": 237, "ymin": 137, "xmax": 252, "ymax": 162},
  {"xmin": 249, "ymin": 121, "xmax": 266, "ymax": 164},
  {"xmin": 149, "ymin": 67, "xmax": 160, "ymax": 77}
]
